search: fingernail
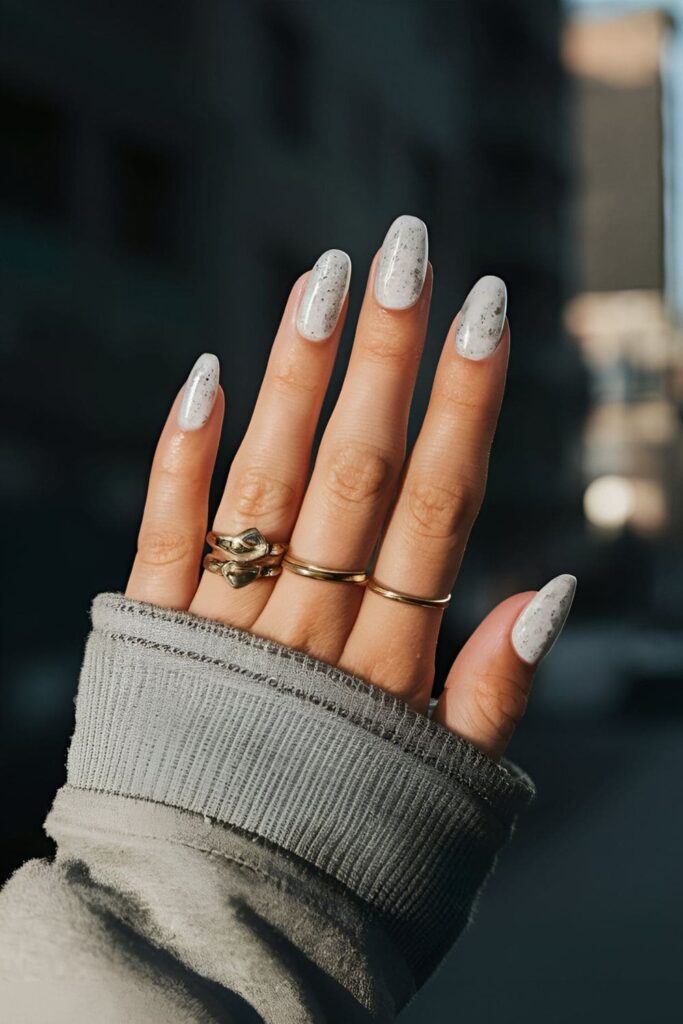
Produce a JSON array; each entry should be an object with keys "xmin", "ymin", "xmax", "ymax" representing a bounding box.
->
[
  {"xmin": 375, "ymin": 214, "xmax": 428, "ymax": 310},
  {"xmin": 177, "ymin": 353, "xmax": 220, "ymax": 431},
  {"xmin": 511, "ymin": 574, "xmax": 577, "ymax": 665},
  {"xmin": 296, "ymin": 249, "xmax": 351, "ymax": 341},
  {"xmin": 454, "ymin": 275, "xmax": 507, "ymax": 360}
]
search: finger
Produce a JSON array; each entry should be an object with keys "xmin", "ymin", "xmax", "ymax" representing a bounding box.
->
[
  {"xmin": 342, "ymin": 277, "xmax": 508, "ymax": 705},
  {"xmin": 255, "ymin": 215, "xmax": 430, "ymax": 662},
  {"xmin": 126, "ymin": 353, "xmax": 223, "ymax": 610},
  {"xmin": 434, "ymin": 575, "xmax": 576, "ymax": 759},
  {"xmin": 190, "ymin": 250, "xmax": 350, "ymax": 628}
]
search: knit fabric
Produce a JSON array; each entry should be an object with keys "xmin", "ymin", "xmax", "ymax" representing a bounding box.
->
[{"xmin": 66, "ymin": 593, "xmax": 535, "ymax": 981}]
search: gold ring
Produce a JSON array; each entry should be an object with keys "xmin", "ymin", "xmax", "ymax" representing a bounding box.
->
[
  {"xmin": 366, "ymin": 578, "xmax": 451, "ymax": 609},
  {"xmin": 207, "ymin": 527, "xmax": 287, "ymax": 564},
  {"xmin": 282, "ymin": 556, "xmax": 367, "ymax": 585},
  {"xmin": 204, "ymin": 554, "xmax": 282, "ymax": 589}
]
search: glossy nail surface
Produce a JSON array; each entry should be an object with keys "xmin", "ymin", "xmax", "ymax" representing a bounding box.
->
[
  {"xmin": 375, "ymin": 215, "xmax": 428, "ymax": 310},
  {"xmin": 511, "ymin": 574, "xmax": 577, "ymax": 665},
  {"xmin": 296, "ymin": 249, "xmax": 351, "ymax": 341},
  {"xmin": 177, "ymin": 353, "xmax": 220, "ymax": 431},
  {"xmin": 455, "ymin": 275, "xmax": 507, "ymax": 360}
]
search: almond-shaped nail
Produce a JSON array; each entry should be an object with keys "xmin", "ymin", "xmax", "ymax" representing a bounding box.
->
[
  {"xmin": 375, "ymin": 214, "xmax": 428, "ymax": 310},
  {"xmin": 177, "ymin": 353, "xmax": 219, "ymax": 431},
  {"xmin": 511, "ymin": 574, "xmax": 576, "ymax": 665},
  {"xmin": 296, "ymin": 249, "xmax": 351, "ymax": 341},
  {"xmin": 455, "ymin": 275, "xmax": 507, "ymax": 360}
]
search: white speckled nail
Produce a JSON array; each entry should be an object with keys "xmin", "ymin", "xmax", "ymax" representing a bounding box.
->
[
  {"xmin": 511, "ymin": 574, "xmax": 577, "ymax": 665},
  {"xmin": 375, "ymin": 215, "xmax": 428, "ymax": 310},
  {"xmin": 177, "ymin": 353, "xmax": 219, "ymax": 431},
  {"xmin": 455, "ymin": 275, "xmax": 507, "ymax": 360},
  {"xmin": 296, "ymin": 249, "xmax": 351, "ymax": 342}
]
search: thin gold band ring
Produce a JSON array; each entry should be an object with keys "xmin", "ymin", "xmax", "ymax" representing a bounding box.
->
[
  {"xmin": 365, "ymin": 578, "xmax": 451, "ymax": 609},
  {"xmin": 282, "ymin": 556, "xmax": 368, "ymax": 585}
]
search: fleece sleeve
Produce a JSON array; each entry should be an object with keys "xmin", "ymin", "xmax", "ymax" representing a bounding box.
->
[{"xmin": 0, "ymin": 593, "xmax": 534, "ymax": 1023}]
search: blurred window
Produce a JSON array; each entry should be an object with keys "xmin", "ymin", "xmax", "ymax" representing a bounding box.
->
[
  {"xmin": 113, "ymin": 139, "xmax": 186, "ymax": 265},
  {"xmin": 349, "ymin": 93, "xmax": 382, "ymax": 190},
  {"xmin": 410, "ymin": 141, "xmax": 441, "ymax": 226},
  {"xmin": 0, "ymin": 82, "xmax": 68, "ymax": 220},
  {"xmin": 563, "ymin": 10, "xmax": 664, "ymax": 292},
  {"xmin": 260, "ymin": 5, "xmax": 311, "ymax": 145}
]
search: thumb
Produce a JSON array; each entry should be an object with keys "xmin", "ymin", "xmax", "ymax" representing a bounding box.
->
[{"xmin": 433, "ymin": 575, "xmax": 576, "ymax": 760}]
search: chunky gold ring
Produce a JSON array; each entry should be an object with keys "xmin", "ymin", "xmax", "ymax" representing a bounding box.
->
[
  {"xmin": 282, "ymin": 556, "xmax": 367, "ymax": 585},
  {"xmin": 366, "ymin": 578, "xmax": 451, "ymax": 609},
  {"xmin": 204, "ymin": 554, "xmax": 282, "ymax": 589},
  {"xmin": 207, "ymin": 527, "xmax": 287, "ymax": 564}
]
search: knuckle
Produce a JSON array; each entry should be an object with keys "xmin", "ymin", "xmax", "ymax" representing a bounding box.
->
[
  {"xmin": 270, "ymin": 360, "xmax": 319, "ymax": 398},
  {"xmin": 233, "ymin": 466, "xmax": 296, "ymax": 519},
  {"xmin": 137, "ymin": 527, "xmax": 194, "ymax": 568},
  {"xmin": 322, "ymin": 440, "xmax": 395, "ymax": 511},
  {"xmin": 435, "ymin": 378, "xmax": 498, "ymax": 428},
  {"xmin": 404, "ymin": 476, "xmax": 484, "ymax": 541},
  {"xmin": 470, "ymin": 672, "xmax": 530, "ymax": 744},
  {"xmin": 360, "ymin": 318, "xmax": 420, "ymax": 367},
  {"xmin": 154, "ymin": 456, "xmax": 191, "ymax": 484}
]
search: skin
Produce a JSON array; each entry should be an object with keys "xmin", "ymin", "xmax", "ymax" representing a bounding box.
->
[{"xmin": 127, "ymin": 238, "xmax": 540, "ymax": 762}]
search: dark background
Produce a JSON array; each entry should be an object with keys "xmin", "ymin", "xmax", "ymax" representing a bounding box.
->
[{"xmin": 2, "ymin": 1, "xmax": 682, "ymax": 1021}]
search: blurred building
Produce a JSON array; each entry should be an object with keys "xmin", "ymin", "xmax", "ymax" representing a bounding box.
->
[
  {"xmin": 1, "ymin": 0, "xmax": 575, "ymax": 703},
  {"xmin": 560, "ymin": 5, "xmax": 683, "ymax": 648},
  {"xmin": 564, "ymin": 9, "xmax": 683, "ymax": 557}
]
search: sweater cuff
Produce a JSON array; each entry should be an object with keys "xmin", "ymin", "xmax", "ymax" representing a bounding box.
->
[{"xmin": 66, "ymin": 592, "xmax": 534, "ymax": 982}]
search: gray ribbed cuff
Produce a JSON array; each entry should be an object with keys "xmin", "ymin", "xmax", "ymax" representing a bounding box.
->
[{"xmin": 67, "ymin": 593, "xmax": 534, "ymax": 981}]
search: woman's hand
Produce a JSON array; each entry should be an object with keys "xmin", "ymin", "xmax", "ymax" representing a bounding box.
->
[{"xmin": 125, "ymin": 216, "xmax": 575, "ymax": 761}]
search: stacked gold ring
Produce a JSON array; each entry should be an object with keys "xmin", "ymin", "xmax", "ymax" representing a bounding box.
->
[
  {"xmin": 204, "ymin": 527, "xmax": 450, "ymax": 606},
  {"xmin": 204, "ymin": 527, "xmax": 287, "ymax": 589}
]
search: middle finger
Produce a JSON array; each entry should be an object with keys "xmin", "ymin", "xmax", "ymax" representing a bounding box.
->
[{"xmin": 255, "ymin": 215, "xmax": 430, "ymax": 662}]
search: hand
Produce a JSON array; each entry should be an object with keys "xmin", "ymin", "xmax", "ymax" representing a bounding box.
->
[{"xmin": 125, "ymin": 216, "xmax": 575, "ymax": 761}]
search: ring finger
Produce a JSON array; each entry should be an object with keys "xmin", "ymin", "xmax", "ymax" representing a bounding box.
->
[{"xmin": 341, "ymin": 276, "xmax": 510, "ymax": 709}]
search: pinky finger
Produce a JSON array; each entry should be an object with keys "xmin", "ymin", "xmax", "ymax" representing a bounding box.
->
[
  {"xmin": 126, "ymin": 353, "xmax": 224, "ymax": 610},
  {"xmin": 434, "ymin": 575, "xmax": 576, "ymax": 760}
]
